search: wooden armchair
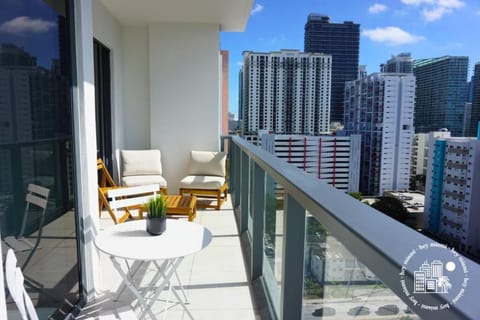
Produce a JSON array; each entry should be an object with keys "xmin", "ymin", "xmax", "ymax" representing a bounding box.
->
[
  {"xmin": 179, "ymin": 151, "xmax": 228, "ymax": 210},
  {"xmin": 97, "ymin": 158, "xmax": 131, "ymax": 224}
]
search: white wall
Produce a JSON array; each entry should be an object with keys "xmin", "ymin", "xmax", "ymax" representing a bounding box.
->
[
  {"xmin": 122, "ymin": 26, "xmax": 150, "ymax": 149},
  {"xmin": 148, "ymin": 23, "xmax": 221, "ymax": 192}
]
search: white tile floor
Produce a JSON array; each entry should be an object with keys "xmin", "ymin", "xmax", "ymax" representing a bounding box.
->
[{"xmin": 78, "ymin": 199, "xmax": 260, "ymax": 320}]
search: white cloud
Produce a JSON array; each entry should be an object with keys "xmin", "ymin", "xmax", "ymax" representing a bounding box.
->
[
  {"xmin": 369, "ymin": 3, "xmax": 387, "ymax": 14},
  {"xmin": 437, "ymin": 0, "xmax": 464, "ymax": 9},
  {"xmin": 251, "ymin": 4, "xmax": 264, "ymax": 16},
  {"xmin": 362, "ymin": 26, "xmax": 425, "ymax": 45},
  {"xmin": 401, "ymin": 0, "xmax": 465, "ymax": 22},
  {"xmin": 422, "ymin": 6, "xmax": 448, "ymax": 21},
  {"xmin": 401, "ymin": 0, "xmax": 434, "ymax": 5},
  {"xmin": 237, "ymin": 61, "xmax": 243, "ymax": 67},
  {"xmin": 0, "ymin": 16, "xmax": 55, "ymax": 34}
]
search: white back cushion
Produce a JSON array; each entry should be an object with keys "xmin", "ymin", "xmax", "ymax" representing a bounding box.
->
[
  {"xmin": 121, "ymin": 150, "xmax": 162, "ymax": 176},
  {"xmin": 188, "ymin": 151, "xmax": 226, "ymax": 177}
]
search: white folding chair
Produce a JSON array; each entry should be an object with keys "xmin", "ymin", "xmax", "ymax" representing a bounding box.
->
[
  {"xmin": 107, "ymin": 184, "xmax": 159, "ymax": 220},
  {"xmin": 3, "ymin": 184, "xmax": 50, "ymax": 271},
  {"xmin": 5, "ymin": 249, "xmax": 39, "ymax": 320},
  {"xmin": 5, "ymin": 250, "xmax": 137, "ymax": 320}
]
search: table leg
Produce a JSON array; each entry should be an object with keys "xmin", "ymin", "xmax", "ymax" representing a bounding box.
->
[
  {"xmin": 111, "ymin": 257, "xmax": 192, "ymax": 320},
  {"xmin": 114, "ymin": 260, "xmax": 146, "ymax": 301},
  {"xmin": 110, "ymin": 256, "xmax": 156, "ymax": 320},
  {"xmin": 152, "ymin": 261, "xmax": 188, "ymax": 303},
  {"xmin": 139, "ymin": 258, "xmax": 183, "ymax": 320},
  {"xmin": 172, "ymin": 264, "xmax": 188, "ymax": 303}
]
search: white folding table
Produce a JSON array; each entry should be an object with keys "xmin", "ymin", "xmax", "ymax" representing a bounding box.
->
[{"xmin": 94, "ymin": 219, "xmax": 212, "ymax": 319}]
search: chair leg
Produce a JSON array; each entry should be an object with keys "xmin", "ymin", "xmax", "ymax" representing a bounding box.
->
[
  {"xmin": 117, "ymin": 211, "xmax": 131, "ymax": 224},
  {"xmin": 216, "ymin": 191, "xmax": 221, "ymax": 210},
  {"xmin": 99, "ymin": 191, "xmax": 117, "ymax": 223}
]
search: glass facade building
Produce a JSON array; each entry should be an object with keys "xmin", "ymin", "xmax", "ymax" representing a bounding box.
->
[
  {"xmin": 413, "ymin": 56, "xmax": 469, "ymax": 136},
  {"xmin": 466, "ymin": 63, "xmax": 480, "ymax": 137},
  {"xmin": 304, "ymin": 14, "xmax": 359, "ymax": 125}
]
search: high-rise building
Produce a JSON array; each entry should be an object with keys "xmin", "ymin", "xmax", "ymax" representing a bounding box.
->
[
  {"xmin": 304, "ymin": 14, "xmax": 359, "ymax": 124},
  {"xmin": 414, "ymin": 56, "xmax": 469, "ymax": 136},
  {"xmin": 424, "ymin": 136, "xmax": 480, "ymax": 256},
  {"xmin": 358, "ymin": 65, "xmax": 367, "ymax": 80},
  {"xmin": 238, "ymin": 69, "xmax": 244, "ymax": 126},
  {"xmin": 220, "ymin": 50, "xmax": 229, "ymax": 135},
  {"xmin": 463, "ymin": 102, "xmax": 472, "ymax": 136},
  {"xmin": 411, "ymin": 130, "xmax": 451, "ymax": 190},
  {"xmin": 381, "ymin": 53, "xmax": 414, "ymax": 73},
  {"xmin": 466, "ymin": 63, "xmax": 480, "ymax": 137},
  {"xmin": 344, "ymin": 72, "xmax": 415, "ymax": 195},
  {"xmin": 261, "ymin": 134, "xmax": 361, "ymax": 193},
  {"xmin": 241, "ymin": 50, "xmax": 332, "ymax": 135}
]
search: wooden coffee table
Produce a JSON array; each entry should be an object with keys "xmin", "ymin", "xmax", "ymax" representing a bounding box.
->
[{"xmin": 164, "ymin": 195, "xmax": 197, "ymax": 222}]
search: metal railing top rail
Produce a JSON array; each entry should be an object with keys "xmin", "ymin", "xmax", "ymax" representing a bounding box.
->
[{"xmin": 231, "ymin": 135, "xmax": 479, "ymax": 320}]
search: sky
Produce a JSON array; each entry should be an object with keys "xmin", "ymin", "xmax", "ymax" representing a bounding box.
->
[
  {"xmin": 220, "ymin": 0, "xmax": 480, "ymax": 116},
  {"xmin": 0, "ymin": 0, "xmax": 60, "ymax": 68}
]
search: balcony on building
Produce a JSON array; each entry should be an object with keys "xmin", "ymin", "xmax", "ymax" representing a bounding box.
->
[{"xmin": 2, "ymin": 1, "xmax": 480, "ymax": 320}]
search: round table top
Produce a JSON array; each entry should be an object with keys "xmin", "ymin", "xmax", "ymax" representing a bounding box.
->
[{"xmin": 94, "ymin": 219, "xmax": 212, "ymax": 260}]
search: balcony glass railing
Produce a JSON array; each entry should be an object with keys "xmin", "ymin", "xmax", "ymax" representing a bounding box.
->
[{"xmin": 224, "ymin": 135, "xmax": 480, "ymax": 320}]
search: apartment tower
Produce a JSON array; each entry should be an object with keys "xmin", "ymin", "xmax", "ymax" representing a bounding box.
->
[
  {"xmin": 344, "ymin": 73, "xmax": 415, "ymax": 195},
  {"xmin": 304, "ymin": 14, "xmax": 360, "ymax": 125},
  {"xmin": 241, "ymin": 50, "xmax": 332, "ymax": 135},
  {"xmin": 410, "ymin": 130, "xmax": 451, "ymax": 190},
  {"xmin": 381, "ymin": 52, "xmax": 413, "ymax": 73},
  {"xmin": 424, "ymin": 136, "xmax": 480, "ymax": 256},
  {"xmin": 261, "ymin": 134, "xmax": 361, "ymax": 193},
  {"xmin": 414, "ymin": 56, "xmax": 469, "ymax": 136}
]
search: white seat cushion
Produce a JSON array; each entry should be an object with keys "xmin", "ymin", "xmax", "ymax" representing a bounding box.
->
[
  {"xmin": 122, "ymin": 175, "xmax": 167, "ymax": 188},
  {"xmin": 121, "ymin": 150, "xmax": 162, "ymax": 176},
  {"xmin": 180, "ymin": 175, "xmax": 225, "ymax": 189},
  {"xmin": 188, "ymin": 151, "xmax": 226, "ymax": 177}
]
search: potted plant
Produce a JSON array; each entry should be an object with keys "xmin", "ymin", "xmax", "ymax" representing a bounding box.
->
[{"xmin": 145, "ymin": 194, "xmax": 167, "ymax": 235}]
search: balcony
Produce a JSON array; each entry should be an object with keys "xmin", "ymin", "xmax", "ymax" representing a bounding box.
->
[
  {"xmin": 77, "ymin": 136, "xmax": 480, "ymax": 319},
  {"xmin": 78, "ymin": 199, "xmax": 259, "ymax": 320},
  {"xmin": 2, "ymin": 1, "xmax": 479, "ymax": 318}
]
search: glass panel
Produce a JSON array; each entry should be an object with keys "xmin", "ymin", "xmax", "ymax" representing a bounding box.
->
[
  {"xmin": 0, "ymin": 0, "xmax": 79, "ymax": 319},
  {"xmin": 303, "ymin": 215, "xmax": 421, "ymax": 319},
  {"xmin": 263, "ymin": 174, "xmax": 284, "ymax": 316},
  {"xmin": 247, "ymin": 158, "xmax": 254, "ymax": 235}
]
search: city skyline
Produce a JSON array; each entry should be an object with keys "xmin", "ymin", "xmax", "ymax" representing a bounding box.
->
[{"xmin": 221, "ymin": 0, "xmax": 480, "ymax": 115}]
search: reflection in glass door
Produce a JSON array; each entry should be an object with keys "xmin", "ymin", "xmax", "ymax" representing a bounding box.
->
[
  {"xmin": 94, "ymin": 39, "xmax": 113, "ymax": 173},
  {"xmin": 0, "ymin": 0, "xmax": 81, "ymax": 319}
]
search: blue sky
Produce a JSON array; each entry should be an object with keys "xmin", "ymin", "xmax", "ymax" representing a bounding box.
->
[
  {"xmin": 220, "ymin": 0, "xmax": 480, "ymax": 116},
  {"xmin": 0, "ymin": 0, "xmax": 59, "ymax": 68}
]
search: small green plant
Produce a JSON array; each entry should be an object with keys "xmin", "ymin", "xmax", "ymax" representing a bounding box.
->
[{"xmin": 145, "ymin": 195, "xmax": 167, "ymax": 219}]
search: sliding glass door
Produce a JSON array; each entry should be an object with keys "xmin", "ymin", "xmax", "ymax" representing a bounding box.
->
[{"xmin": 0, "ymin": 0, "xmax": 81, "ymax": 318}]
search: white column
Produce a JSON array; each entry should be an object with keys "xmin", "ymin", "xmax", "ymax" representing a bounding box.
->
[{"xmin": 73, "ymin": 0, "xmax": 101, "ymax": 300}]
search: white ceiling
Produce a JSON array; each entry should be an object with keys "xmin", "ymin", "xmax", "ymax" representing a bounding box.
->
[{"xmin": 98, "ymin": 0, "xmax": 253, "ymax": 31}]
